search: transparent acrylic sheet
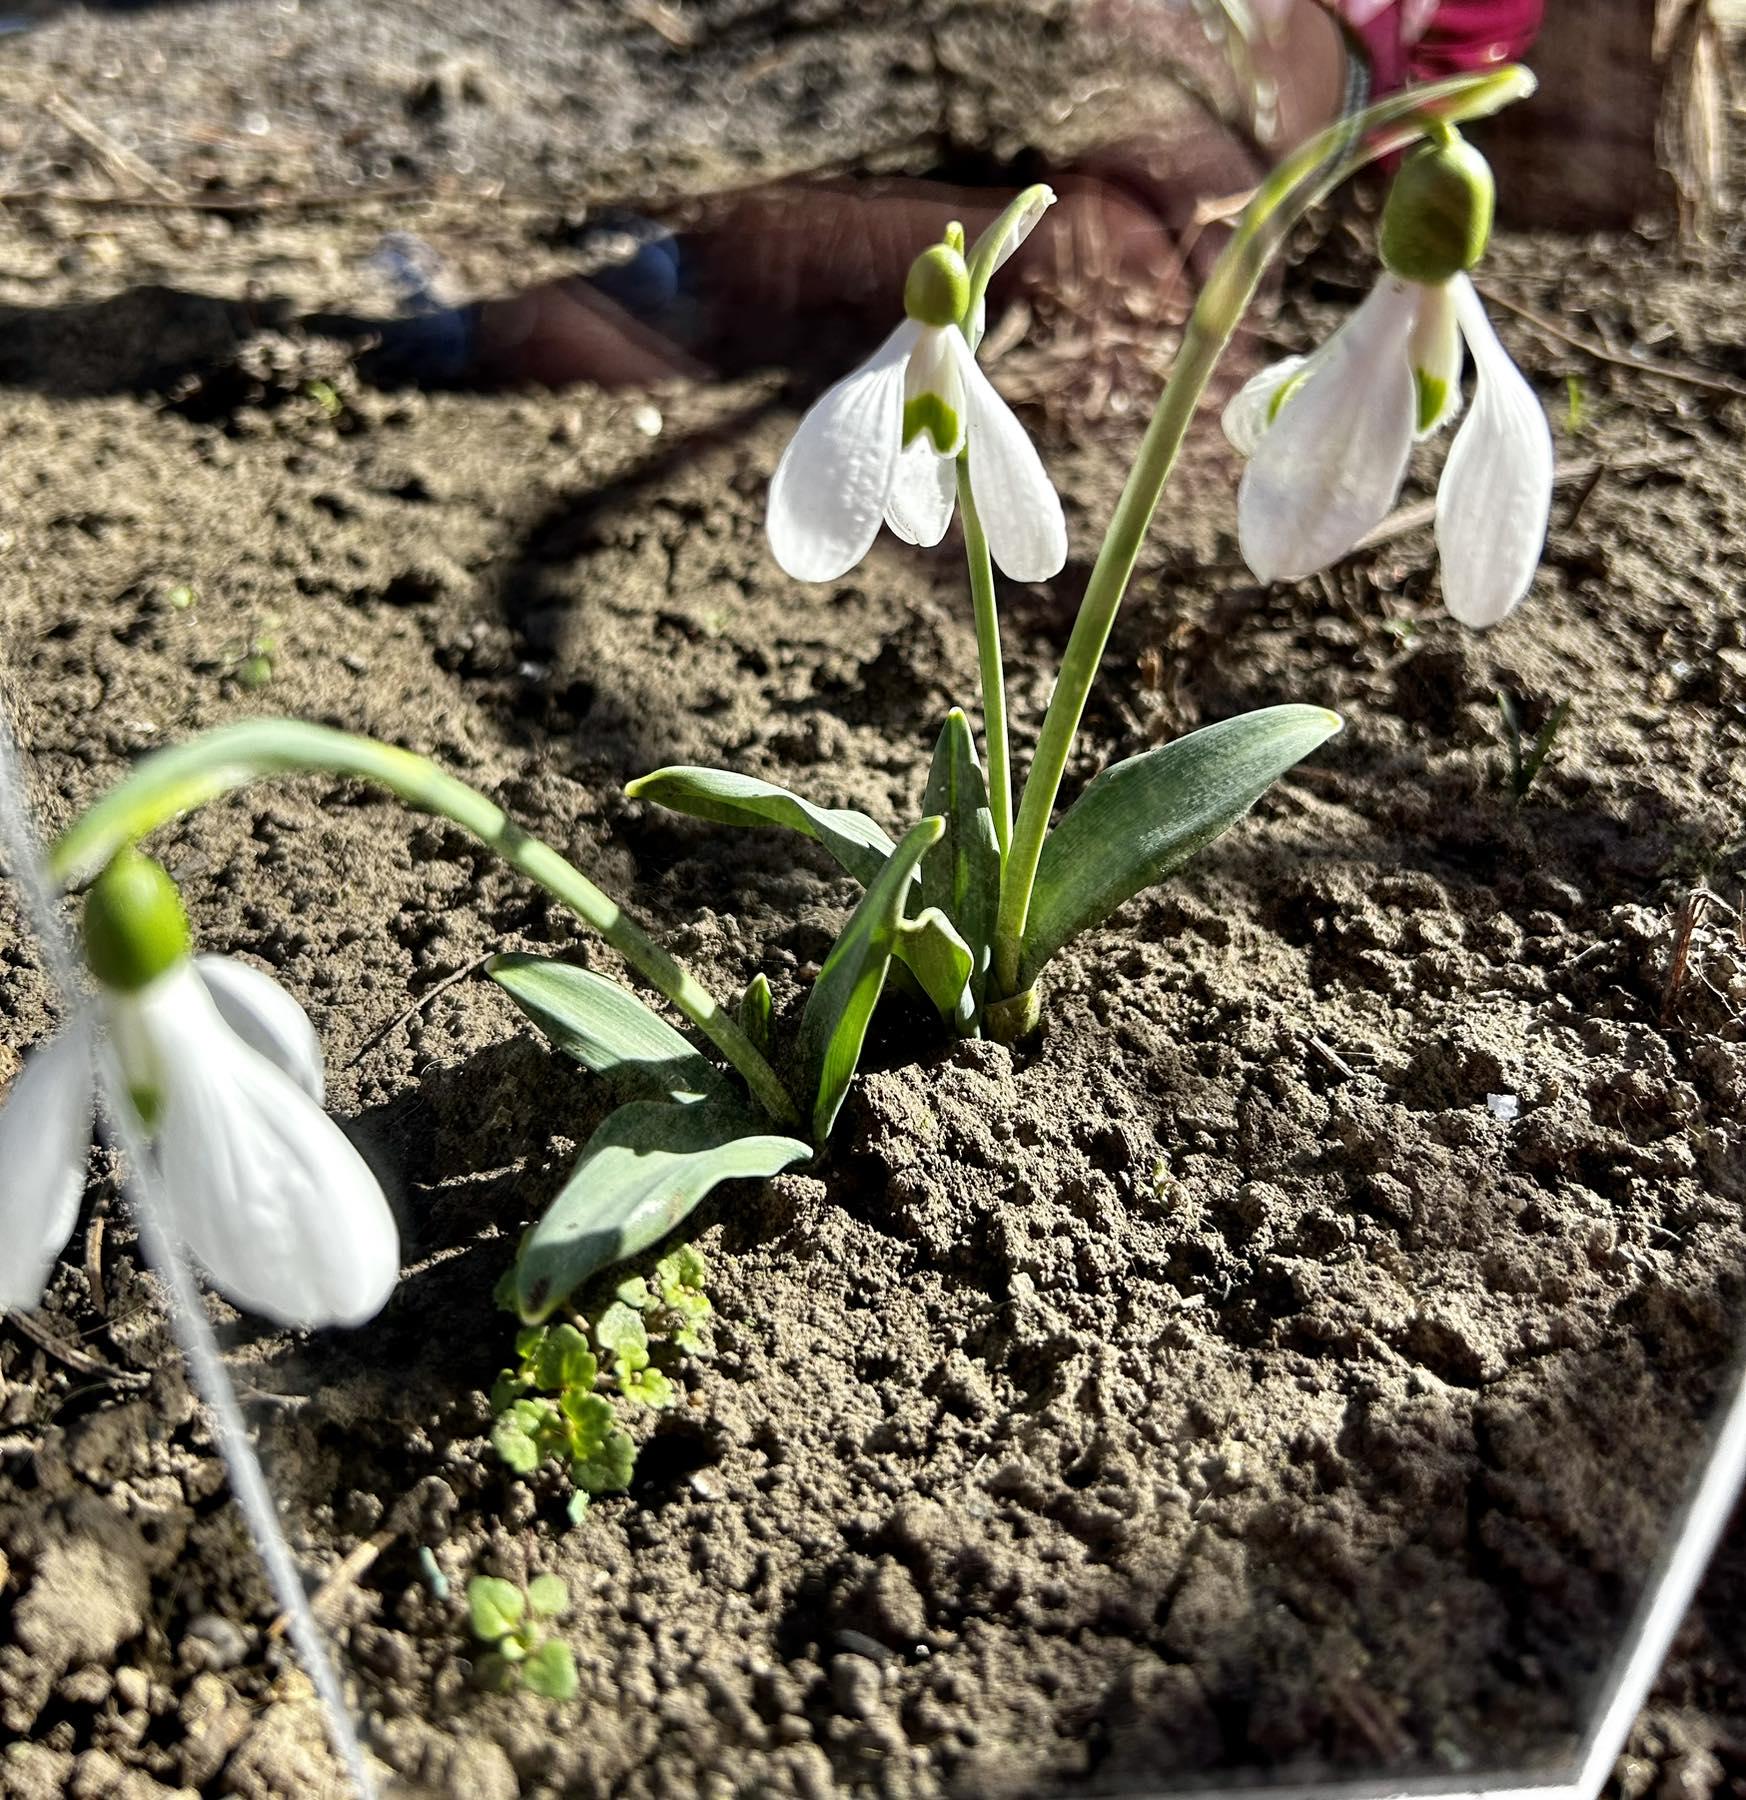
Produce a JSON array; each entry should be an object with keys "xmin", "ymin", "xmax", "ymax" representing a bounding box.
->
[{"xmin": 0, "ymin": 0, "xmax": 1740, "ymax": 1795}]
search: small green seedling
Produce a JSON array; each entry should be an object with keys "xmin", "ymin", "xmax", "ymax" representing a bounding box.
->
[
  {"xmin": 594, "ymin": 1302, "xmax": 676, "ymax": 1408},
  {"xmin": 1565, "ymin": 374, "xmax": 1587, "ymax": 436},
  {"xmin": 490, "ymin": 1322, "xmax": 635, "ymax": 1520},
  {"xmin": 1497, "ymin": 689, "xmax": 1572, "ymax": 800},
  {"xmin": 466, "ymin": 1573, "xmax": 577, "ymax": 1700},
  {"xmin": 615, "ymin": 1245, "xmax": 715, "ymax": 1357}
]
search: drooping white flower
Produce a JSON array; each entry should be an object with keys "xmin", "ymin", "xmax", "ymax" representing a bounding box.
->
[
  {"xmin": 0, "ymin": 853, "xmax": 399, "ymax": 1328},
  {"xmin": 1223, "ymin": 136, "xmax": 1553, "ymax": 630},
  {"xmin": 1226, "ymin": 270, "xmax": 1550, "ymax": 629},
  {"xmin": 766, "ymin": 209, "xmax": 1067, "ymax": 586}
]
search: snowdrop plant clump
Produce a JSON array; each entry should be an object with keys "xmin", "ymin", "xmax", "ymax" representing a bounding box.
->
[
  {"xmin": 0, "ymin": 847, "xmax": 398, "ymax": 1326},
  {"xmin": 20, "ymin": 65, "xmax": 1541, "ymax": 1329}
]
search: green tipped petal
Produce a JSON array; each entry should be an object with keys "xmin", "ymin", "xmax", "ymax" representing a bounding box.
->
[
  {"xmin": 903, "ymin": 391, "xmax": 961, "ymax": 454},
  {"xmin": 1415, "ymin": 369, "xmax": 1450, "ymax": 434}
]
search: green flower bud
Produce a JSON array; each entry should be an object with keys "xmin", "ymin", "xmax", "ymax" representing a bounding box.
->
[
  {"xmin": 903, "ymin": 243, "xmax": 969, "ymax": 328},
  {"xmin": 82, "ymin": 848, "xmax": 191, "ymax": 993},
  {"xmin": 1380, "ymin": 135, "xmax": 1495, "ymax": 287}
]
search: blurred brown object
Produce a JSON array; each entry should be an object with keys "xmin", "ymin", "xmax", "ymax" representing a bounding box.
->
[{"xmin": 1483, "ymin": 0, "xmax": 1727, "ymax": 233}]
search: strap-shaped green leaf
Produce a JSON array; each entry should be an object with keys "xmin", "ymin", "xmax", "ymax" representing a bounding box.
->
[
  {"xmin": 797, "ymin": 816, "xmax": 944, "ymax": 1141},
  {"xmin": 625, "ymin": 766, "xmax": 896, "ymax": 887},
  {"xmin": 894, "ymin": 907, "xmax": 975, "ymax": 1019},
  {"xmin": 488, "ymin": 953, "xmax": 727, "ymax": 1104},
  {"xmin": 516, "ymin": 1100, "xmax": 811, "ymax": 1320},
  {"xmin": 1019, "ymin": 705, "xmax": 1341, "ymax": 987},
  {"xmin": 919, "ymin": 709, "xmax": 1000, "ymax": 1027}
]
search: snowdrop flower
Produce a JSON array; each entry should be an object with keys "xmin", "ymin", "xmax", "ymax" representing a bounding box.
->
[
  {"xmin": 1223, "ymin": 133, "xmax": 1552, "ymax": 628},
  {"xmin": 767, "ymin": 212, "xmax": 1067, "ymax": 585},
  {"xmin": 0, "ymin": 850, "xmax": 399, "ymax": 1328}
]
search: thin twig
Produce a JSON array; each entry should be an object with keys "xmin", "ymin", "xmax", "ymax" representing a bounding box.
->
[
  {"xmin": 345, "ymin": 953, "xmax": 495, "ymax": 1069},
  {"xmin": 1353, "ymin": 446, "xmax": 1696, "ymax": 552},
  {"xmin": 1479, "ymin": 284, "xmax": 1746, "ymax": 399},
  {"xmin": 1661, "ymin": 889, "xmax": 1709, "ymax": 1025},
  {"xmin": 43, "ymin": 93, "xmax": 184, "ymax": 203},
  {"xmin": 6, "ymin": 1309, "xmax": 149, "ymax": 1387},
  {"xmin": 267, "ymin": 1527, "xmax": 399, "ymax": 1639}
]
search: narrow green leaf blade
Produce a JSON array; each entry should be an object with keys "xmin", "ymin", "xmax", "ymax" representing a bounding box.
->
[
  {"xmin": 894, "ymin": 907, "xmax": 974, "ymax": 1020},
  {"xmin": 797, "ymin": 816, "xmax": 944, "ymax": 1142},
  {"xmin": 625, "ymin": 766, "xmax": 896, "ymax": 887},
  {"xmin": 918, "ymin": 709, "xmax": 1000, "ymax": 1025},
  {"xmin": 488, "ymin": 953, "xmax": 726, "ymax": 1104},
  {"xmin": 1020, "ymin": 705, "xmax": 1341, "ymax": 987},
  {"xmin": 516, "ymin": 1101, "xmax": 811, "ymax": 1321}
]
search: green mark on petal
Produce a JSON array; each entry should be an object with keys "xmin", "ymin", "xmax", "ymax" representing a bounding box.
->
[
  {"xmin": 1414, "ymin": 369, "xmax": 1450, "ymax": 434},
  {"xmin": 903, "ymin": 393, "xmax": 960, "ymax": 455},
  {"xmin": 1268, "ymin": 369, "xmax": 1309, "ymax": 425}
]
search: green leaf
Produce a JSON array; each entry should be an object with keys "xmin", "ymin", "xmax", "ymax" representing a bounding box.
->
[
  {"xmin": 565, "ymin": 1490, "xmax": 590, "ymax": 1526},
  {"xmin": 531, "ymin": 1324, "xmax": 597, "ymax": 1394},
  {"xmin": 527, "ymin": 1574, "xmax": 569, "ymax": 1620},
  {"xmin": 516, "ymin": 1101, "xmax": 811, "ymax": 1321},
  {"xmin": 594, "ymin": 1301, "xmax": 651, "ymax": 1373},
  {"xmin": 474, "ymin": 1650, "xmax": 517, "ymax": 1692},
  {"xmin": 1019, "ymin": 706, "xmax": 1342, "ymax": 988},
  {"xmin": 625, "ymin": 766, "xmax": 898, "ymax": 888},
  {"xmin": 616, "ymin": 1274, "xmax": 655, "ymax": 1312},
  {"xmin": 737, "ymin": 973, "xmax": 773, "ymax": 1056},
  {"xmin": 572, "ymin": 1426, "xmax": 636, "ymax": 1496},
  {"xmin": 522, "ymin": 1638, "xmax": 579, "ymax": 1702},
  {"xmin": 488, "ymin": 954, "xmax": 726, "ymax": 1104},
  {"xmin": 661, "ymin": 1245, "xmax": 709, "ymax": 1294},
  {"xmin": 894, "ymin": 907, "xmax": 975, "ymax": 1020},
  {"xmin": 467, "ymin": 1576, "xmax": 525, "ymax": 1644},
  {"xmin": 918, "ymin": 709, "xmax": 1000, "ymax": 1027},
  {"xmin": 621, "ymin": 1367, "xmax": 677, "ymax": 1409},
  {"xmin": 490, "ymin": 1416, "xmax": 542, "ymax": 1475},
  {"xmin": 796, "ymin": 816, "xmax": 944, "ymax": 1142}
]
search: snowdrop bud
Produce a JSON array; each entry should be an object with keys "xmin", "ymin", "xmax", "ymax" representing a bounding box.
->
[
  {"xmin": 82, "ymin": 850, "xmax": 191, "ymax": 994},
  {"xmin": 1380, "ymin": 134, "xmax": 1495, "ymax": 287},
  {"xmin": 904, "ymin": 243, "xmax": 969, "ymax": 329}
]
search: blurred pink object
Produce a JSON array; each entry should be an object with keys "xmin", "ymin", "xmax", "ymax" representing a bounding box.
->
[{"xmin": 1252, "ymin": 0, "xmax": 1544, "ymax": 90}]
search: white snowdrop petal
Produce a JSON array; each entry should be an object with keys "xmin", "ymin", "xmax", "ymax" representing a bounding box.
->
[
  {"xmin": 0, "ymin": 1021, "xmax": 94, "ymax": 1312},
  {"xmin": 1437, "ymin": 275, "xmax": 1554, "ymax": 628},
  {"xmin": 144, "ymin": 969, "xmax": 399, "ymax": 1328},
  {"xmin": 1221, "ymin": 355, "xmax": 1309, "ymax": 457},
  {"xmin": 195, "ymin": 955, "xmax": 325, "ymax": 1104},
  {"xmin": 955, "ymin": 334, "xmax": 1067, "ymax": 582},
  {"xmin": 903, "ymin": 325, "xmax": 968, "ymax": 458},
  {"xmin": 1237, "ymin": 278, "xmax": 1419, "ymax": 582},
  {"xmin": 1407, "ymin": 280, "xmax": 1465, "ymax": 439},
  {"xmin": 767, "ymin": 322, "xmax": 917, "ymax": 582},
  {"xmin": 884, "ymin": 440, "xmax": 958, "ymax": 547}
]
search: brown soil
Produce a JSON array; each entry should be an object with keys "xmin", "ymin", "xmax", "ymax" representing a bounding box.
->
[{"xmin": 3, "ymin": 5, "xmax": 1746, "ymax": 1799}]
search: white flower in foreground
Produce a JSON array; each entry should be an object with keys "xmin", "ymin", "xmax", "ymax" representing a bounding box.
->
[
  {"xmin": 1223, "ymin": 136, "xmax": 1552, "ymax": 629},
  {"xmin": 0, "ymin": 850, "xmax": 399, "ymax": 1328},
  {"xmin": 767, "ymin": 214, "xmax": 1067, "ymax": 585}
]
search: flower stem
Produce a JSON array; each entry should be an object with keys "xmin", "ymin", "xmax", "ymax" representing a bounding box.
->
[
  {"xmin": 51, "ymin": 720, "xmax": 801, "ymax": 1128},
  {"xmin": 991, "ymin": 64, "xmax": 1535, "ymax": 1001},
  {"xmin": 958, "ymin": 459, "xmax": 1012, "ymax": 859}
]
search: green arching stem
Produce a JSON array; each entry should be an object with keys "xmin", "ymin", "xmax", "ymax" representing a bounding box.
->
[
  {"xmin": 50, "ymin": 719, "xmax": 801, "ymax": 1129},
  {"xmin": 990, "ymin": 64, "xmax": 1535, "ymax": 1000},
  {"xmin": 957, "ymin": 460, "xmax": 1012, "ymax": 859}
]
